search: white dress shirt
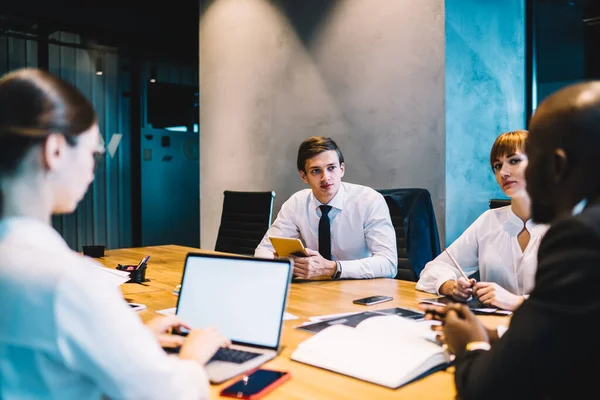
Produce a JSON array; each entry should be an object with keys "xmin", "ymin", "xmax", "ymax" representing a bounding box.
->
[
  {"xmin": 0, "ymin": 217, "xmax": 209, "ymax": 400},
  {"xmin": 416, "ymin": 206, "xmax": 549, "ymax": 295},
  {"xmin": 254, "ymin": 182, "xmax": 398, "ymax": 279}
]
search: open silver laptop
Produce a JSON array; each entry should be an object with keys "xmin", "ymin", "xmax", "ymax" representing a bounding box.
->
[{"xmin": 173, "ymin": 252, "xmax": 292, "ymax": 384}]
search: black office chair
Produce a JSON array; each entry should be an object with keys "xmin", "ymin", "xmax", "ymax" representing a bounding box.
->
[
  {"xmin": 489, "ymin": 198, "xmax": 511, "ymax": 209},
  {"xmin": 214, "ymin": 191, "xmax": 276, "ymax": 256},
  {"xmin": 377, "ymin": 188, "xmax": 441, "ymax": 281}
]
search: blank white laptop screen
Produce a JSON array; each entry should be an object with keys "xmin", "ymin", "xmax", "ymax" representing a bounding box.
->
[{"xmin": 176, "ymin": 255, "xmax": 290, "ymax": 348}]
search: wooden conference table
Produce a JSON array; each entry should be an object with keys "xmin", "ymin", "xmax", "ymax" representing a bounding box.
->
[{"xmin": 95, "ymin": 244, "xmax": 509, "ymax": 400}]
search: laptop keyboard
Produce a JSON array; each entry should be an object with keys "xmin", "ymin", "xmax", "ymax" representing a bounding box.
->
[
  {"xmin": 162, "ymin": 346, "xmax": 261, "ymax": 364},
  {"xmin": 209, "ymin": 347, "xmax": 261, "ymax": 364}
]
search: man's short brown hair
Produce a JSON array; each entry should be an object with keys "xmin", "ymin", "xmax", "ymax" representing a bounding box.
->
[{"xmin": 297, "ymin": 136, "xmax": 344, "ymax": 172}]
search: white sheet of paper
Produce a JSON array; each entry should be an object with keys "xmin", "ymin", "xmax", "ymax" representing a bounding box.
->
[
  {"xmin": 99, "ymin": 267, "xmax": 130, "ymax": 286},
  {"xmin": 308, "ymin": 311, "xmax": 361, "ymax": 322},
  {"xmin": 157, "ymin": 307, "xmax": 176, "ymax": 315},
  {"xmin": 284, "ymin": 312, "xmax": 298, "ymax": 320},
  {"xmin": 472, "ymin": 308, "xmax": 498, "ymax": 313}
]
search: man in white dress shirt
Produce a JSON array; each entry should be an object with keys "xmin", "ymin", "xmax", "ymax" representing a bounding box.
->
[{"xmin": 254, "ymin": 136, "xmax": 397, "ymax": 279}]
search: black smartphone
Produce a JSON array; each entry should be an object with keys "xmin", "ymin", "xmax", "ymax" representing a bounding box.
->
[
  {"xmin": 128, "ymin": 303, "xmax": 146, "ymax": 311},
  {"xmin": 220, "ymin": 369, "xmax": 291, "ymax": 399},
  {"xmin": 353, "ymin": 295, "xmax": 393, "ymax": 306}
]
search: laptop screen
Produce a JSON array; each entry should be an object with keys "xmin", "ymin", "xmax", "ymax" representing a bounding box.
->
[{"xmin": 176, "ymin": 254, "xmax": 291, "ymax": 349}]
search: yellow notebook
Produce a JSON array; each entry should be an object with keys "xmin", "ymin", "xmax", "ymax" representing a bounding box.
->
[{"xmin": 268, "ymin": 236, "xmax": 307, "ymax": 257}]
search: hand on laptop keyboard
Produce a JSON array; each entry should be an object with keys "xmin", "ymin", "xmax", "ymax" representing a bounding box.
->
[
  {"xmin": 177, "ymin": 327, "xmax": 232, "ymax": 365},
  {"xmin": 146, "ymin": 314, "xmax": 189, "ymax": 348}
]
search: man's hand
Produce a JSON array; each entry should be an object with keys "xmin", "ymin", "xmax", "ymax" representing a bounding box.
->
[
  {"xmin": 474, "ymin": 281, "xmax": 524, "ymax": 311},
  {"xmin": 442, "ymin": 304, "xmax": 489, "ymax": 355},
  {"xmin": 290, "ymin": 248, "xmax": 336, "ymax": 279},
  {"xmin": 419, "ymin": 303, "xmax": 496, "ymax": 347}
]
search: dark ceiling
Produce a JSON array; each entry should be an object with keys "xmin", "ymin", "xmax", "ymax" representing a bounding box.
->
[
  {"xmin": 0, "ymin": 0, "xmax": 199, "ymax": 64},
  {"xmin": 535, "ymin": 0, "xmax": 600, "ymax": 82}
]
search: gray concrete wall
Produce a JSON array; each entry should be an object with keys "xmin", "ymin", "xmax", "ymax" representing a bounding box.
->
[
  {"xmin": 445, "ymin": 0, "xmax": 526, "ymax": 245},
  {"xmin": 200, "ymin": 0, "xmax": 446, "ymax": 250}
]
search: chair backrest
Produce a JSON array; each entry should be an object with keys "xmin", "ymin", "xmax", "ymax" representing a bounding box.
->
[
  {"xmin": 382, "ymin": 196, "xmax": 414, "ymax": 281},
  {"xmin": 489, "ymin": 198, "xmax": 511, "ymax": 209},
  {"xmin": 377, "ymin": 188, "xmax": 441, "ymax": 282},
  {"xmin": 214, "ymin": 191, "xmax": 276, "ymax": 255}
]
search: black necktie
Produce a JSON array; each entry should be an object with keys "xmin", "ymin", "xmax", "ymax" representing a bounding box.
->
[{"xmin": 319, "ymin": 205, "xmax": 332, "ymax": 260}]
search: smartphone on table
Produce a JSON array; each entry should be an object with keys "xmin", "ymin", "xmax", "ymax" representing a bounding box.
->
[
  {"xmin": 220, "ymin": 369, "xmax": 291, "ymax": 399},
  {"xmin": 353, "ymin": 295, "xmax": 393, "ymax": 306},
  {"xmin": 128, "ymin": 303, "xmax": 146, "ymax": 312}
]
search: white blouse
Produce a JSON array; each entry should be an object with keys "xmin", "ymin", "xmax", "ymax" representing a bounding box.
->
[
  {"xmin": 0, "ymin": 217, "xmax": 208, "ymax": 400},
  {"xmin": 416, "ymin": 206, "xmax": 549, "ymax": 296}
]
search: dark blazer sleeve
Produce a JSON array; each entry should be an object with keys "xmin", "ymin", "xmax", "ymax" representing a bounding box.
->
[{"xmin": 452, "ymin": 214, "xmax": 600, "ymax": 400}]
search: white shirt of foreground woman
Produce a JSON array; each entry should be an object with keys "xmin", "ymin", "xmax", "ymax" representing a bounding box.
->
[{"xmin": 0, "ymin": 217, "xmax": 209, "ymax": 400}]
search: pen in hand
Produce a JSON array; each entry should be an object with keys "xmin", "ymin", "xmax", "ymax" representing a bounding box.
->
[
  {"xmin": 444, "ymin": 249, "xmax": 478, "ymax": 302},
  {"xmin": 444, "ymin": 249, "xmax": 475, "ymax": 286}
]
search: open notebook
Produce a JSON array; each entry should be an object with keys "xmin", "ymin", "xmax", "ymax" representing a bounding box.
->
[{"xmin": 291, "ymin": 315, "xmax": 451, "ymax": 389}]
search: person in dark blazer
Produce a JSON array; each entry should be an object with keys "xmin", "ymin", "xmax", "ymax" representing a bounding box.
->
[{"xmin": 420, "ymin": 81, "xmax": 600, "ymax": 400}]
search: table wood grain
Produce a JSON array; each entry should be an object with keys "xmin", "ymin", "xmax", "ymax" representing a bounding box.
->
[{"xmin": 95, "ymin": 245, "xmax": 508, "ymax": 400}]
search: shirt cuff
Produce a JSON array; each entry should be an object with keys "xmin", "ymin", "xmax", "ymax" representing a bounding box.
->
[
  {"xmin": 254, "ymin": 247, "xmax": 275, "ymax": 258},
  {"xmin": 178, "ymin": 359, "xmax": 211, "ymax": 399},
  {"xmin": 161, "ymin": 356, "xmax": 210, "ymax": 399},
  {"xmin": 435, "ymin": 274, "xmax": 458, "ymax": 296},
  {"xmin": 337, "ymin": 260, "xmax": 365, "ymax": 279},
  {"xmin": 337, "ymin": 258, "xmax": 395, "ymax": 279},
  {"xmin": 497, "ymin": 325, "xmax": 509, "ymax": 338}
]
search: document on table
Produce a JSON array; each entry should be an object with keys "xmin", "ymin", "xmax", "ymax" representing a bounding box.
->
[
  {"xmin": 309, "ymin": 311, "xmax": 362, "ymax": 322},
  {"xmin": 284, "ymin": 312, "xmax": 298, "ymax": 320},
  {"xmin": 157, "ymin": 307, "xmax": 177, "ymax": 315},
  {"xmin": 298, "ymin": 308, "xmax": 425, "ymax": 334},
  {"xmin": 98, "ymin": 267, "xmax": 130, "ymax": 286}
]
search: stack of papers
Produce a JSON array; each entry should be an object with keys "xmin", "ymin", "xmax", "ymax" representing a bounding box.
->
[
  {"xmin": 297, "ymin": 307, "xmax": 425, "ymax": 334},
  {"xmin": 98, "ymin": 267, "xmax": 130, "ymax": 286}
]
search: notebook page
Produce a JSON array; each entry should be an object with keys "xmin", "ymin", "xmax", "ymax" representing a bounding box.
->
[
  {"xmin": 291, "ymin": 317, "xmax": 448, "ymax": 388},
  {"xmin": 356, "ymin": 315, "xmax": 441, "ymax": 343}
]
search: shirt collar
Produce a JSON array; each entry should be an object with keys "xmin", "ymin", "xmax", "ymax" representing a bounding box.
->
[
  {"xmin": 504, "ymin": 206, "xmax": 540, "ymax": 236},
  {"xmin": 310, "ymin": 182, "xmax": 346, "ymax": 212},
  {"xmin": 572, "ymin": 198, "xmax": 588, "ymax": 216}
]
